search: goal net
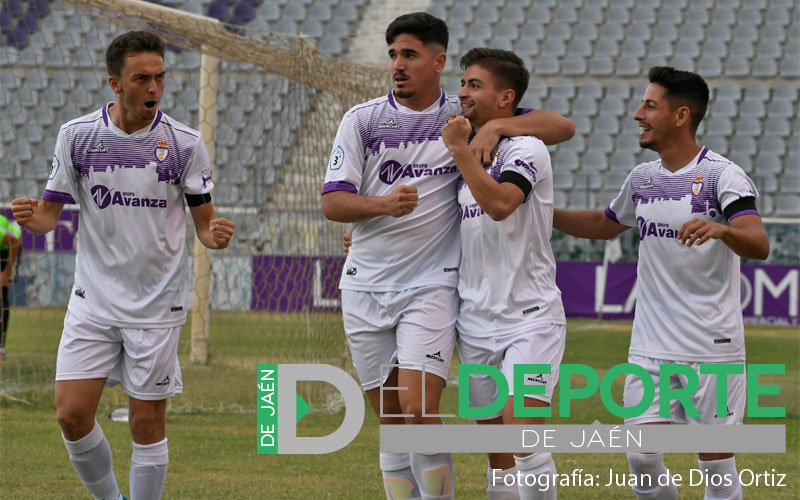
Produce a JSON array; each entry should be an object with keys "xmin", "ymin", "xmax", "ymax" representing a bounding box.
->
[{"xmin": 1, "ymin": 0, "xmax": 388, "ymax": 412}]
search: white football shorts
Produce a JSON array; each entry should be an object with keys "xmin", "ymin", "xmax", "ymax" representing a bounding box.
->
[
  {"xmin": 341, "ymin": 286, "xmax": 458, "ymax": 390},
  {"xmin": 458, "ymin": 323, "xmax": 566, "ymax": 420},
  {"xmin": 56, "ymin": 310, "xmax": 183, "ymax": 400},
  {"xmin": 623, "ymin": 354, "xmax": 746, "ymax": 425}
]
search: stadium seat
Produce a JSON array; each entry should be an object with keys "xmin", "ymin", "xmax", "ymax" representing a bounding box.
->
[
  {"xmin": 736, "ymin": 116, "xmax": 763, "ymax": 136},
  {"xmin": 759, "ymin": 137, "xmax": 787, "ymax": 157},
  {"xmin": 553, "ymin": 170, "xmax": 574, "ymax": 190},
  {"xmin": 775, "ymin": 194, "xmax": 800, "ymax": 217},
  {"xmin": 553, "ymin": 151, "xmax": 580, "ymax": 172},
  {"xmin": 595, "ymin": 113, "xmax": 621, "ymax": 134},
  {"xmin": 581, "ymin": 150, "xmax": 610, "ymax": 173}
]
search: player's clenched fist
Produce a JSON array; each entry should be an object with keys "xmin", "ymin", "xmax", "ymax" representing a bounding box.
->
[
  {"xmin": 11, "ymin": 197, "xmax": 38, "ymax": 228},
  {"xmin": 209, "ymin": 217, "xmax": 235, "ymax": 249},
  {"xmin": 441, "ymin": 115, "xmax": 472, "ymax": 151},
  {"xmin": 384, "ymin": 185, "xmax": 418, "ymax": 217}
]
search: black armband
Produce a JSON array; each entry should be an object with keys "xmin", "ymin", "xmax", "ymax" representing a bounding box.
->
[
  {"xmin": 723, "ymin": 196, "xmax": 758, "ymax": 221},
  {"xmin": 499, "ymin": 171, "xmax": 532, "ymax": 200},
  {"xmin": 185, "ymin": 193, "xmax": 212, "ymax": 207}
]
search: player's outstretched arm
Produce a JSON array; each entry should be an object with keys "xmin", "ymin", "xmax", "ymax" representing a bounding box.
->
[
  {"xmin": 321, "ymin": 186, "xmax": 418, "ymax": 223},
  {"xmin": 189, "ymin": 203, "xmax": 235, "ymax": 249},
  {"xmin": 678, "ymin": 213, "xmax": 769, "ymax": 260},
  {"xmin": 11, "ymin": 198, "xmax": 63, "ymax": 234},
  {"xmin": 554, "ymin": 208, "xmax": 629, "ymax": 240},
  {"xmin": 443, "ymin": 116, "xmax": 523, "ymax": 221},
  {"xmin": 469, "ymin": 109, "xmax": 575, "ymax": 165}
]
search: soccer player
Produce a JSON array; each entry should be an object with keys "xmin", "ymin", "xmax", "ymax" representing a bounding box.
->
[
  {"xmin": 322, "ymin": 12, "xmax": 574, "ymax": 500},
  {"xmin": 441, "ymin": 48, "xmax": 565, "ymax": 500},
  {"xmin": 11, "ymin": 31, "xmax": 235, "ymax": 500},
  {"xmin": 0, "ymin": 213, "xmax": 22, "ymax": 360},
  {"xmin": 553, "ymin": 67, "xmax": 769, "ymax": 500}
]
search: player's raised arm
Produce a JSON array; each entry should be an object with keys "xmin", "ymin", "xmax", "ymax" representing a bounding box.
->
[
  {"xmin": 553, "ymin": 208, "xmax": 630, "ymax": 240},
  {"xmin": 442, "ymin": 116, "xmax": 523, "ymax": 221},
  {"xmin": 188, "ymin": 202, "xmax": 235, "ymax": 250},
  {"xmin": 11, "ymin": 198, "xmax": 63, "ymax": 234},
  {"xmin": 469, "ymin": 109, "xmax": 575, "ymax": 165},
  {"xmin": 321, "ymin": 185, "xmax": 418, "ymax": 222}
]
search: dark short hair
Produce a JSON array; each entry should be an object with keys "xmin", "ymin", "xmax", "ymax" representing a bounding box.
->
[
  {"xmin": 648, "ymin": 66, "xmax": 709, "ymax": 132},
  {"xmin": 460, "ymin": 48, "xmax": 529, "ymax": 108},
  {"xmin": 106, "ymin": 31, "xmax": 166, "ymax": 76},
  {"xmin": 385, "ymin": 12, "xmax": 448, "ymax": 50}
]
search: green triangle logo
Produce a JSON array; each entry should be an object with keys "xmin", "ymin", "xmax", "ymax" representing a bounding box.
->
[{"xmin": 296, "ymin": 394, "xmax": 312, "ymax": 423}]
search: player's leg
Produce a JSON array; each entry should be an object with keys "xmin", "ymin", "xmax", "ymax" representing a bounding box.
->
[
  {"xmin": 342, "ymin": 290, "xmax": 421, "ymax": 499},
  {"xmin": 458, "ymin": 329, "xmax": 519, "ymax": 499},
  {"xmin": 0, "ymin": 283, "xmax": 8, "ymax": 358},
  {"xmin": 118, "ymin": 325, "xmax": 182, "ymax": 500},
  {"xmin": 128, "ymin": 398, "xmax": 168, "ymax": 500},
  {"xmin": 395, "ymin": 286, "xmax": 458, "ymax": 500},
  {"xmin": 497, "ymin": 324, "xmax": 565, "ymax": 500},
  {"xmin": 366, "ymin": 369, "xmax": 422, "ymax": 500},
  {"xmin": 0, "ymin": 248, "xmax": 8, "ymax": 358},
  {"xmin": 687, "ymin": 361, "xmax": 746, "ymax": 500},
  {"xmin": 56, "ymin": 312, "xmax": 124, "ymax": 500},
  {"xmin": 624, "ymin": 355, "xmax": 678, "ymax": 500}
]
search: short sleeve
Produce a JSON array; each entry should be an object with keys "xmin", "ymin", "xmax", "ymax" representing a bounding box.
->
[
  {"xmin": 42, "ymin": 126, "xmax": 78, "ymax": 204},
  {"xmin": 605, "ymin": 171, "xmax": 636, "ymax": 227},
  {"xmin": 181, "ymin": 136, "xmax": 214, "ymax": 195},
  {"xmin": 718, "ymin": 164, "xmax": 759, "ymax": 216},
  {"xmin": 322, "ymin": 113, "xmax": 363, "ymax": 195},
  {"xmin": 499, "ymin": 137, "xmax": 548, "ymax": 201}
]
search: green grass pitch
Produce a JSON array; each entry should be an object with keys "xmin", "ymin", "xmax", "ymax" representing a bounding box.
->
[{"xmin": 1, "ymin": 308, "xmax": 797, "ymax": 499}]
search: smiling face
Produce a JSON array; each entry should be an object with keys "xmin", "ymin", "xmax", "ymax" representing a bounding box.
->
[
  {"xmin": 108, "ymin": 51, "xmax": 165, "ymax": 128},
  {"xmin": 388, "ymin": 33, "xmax": 445, "ymax": 109},
  {"xmin": 457, "ymin": 64, "xmax": 514, "ymax": 130},
  {"xmin": 633, "ymin": 83, "xmax": 682, "ymax": 152}
]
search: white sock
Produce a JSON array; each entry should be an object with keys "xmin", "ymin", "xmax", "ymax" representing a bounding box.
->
[
  {"xmin": 409, "ymin": 452, "xmax": 453, "ymax": 500},
  {"xmin": 514, "ymin": 453, "xmax": 557, "ymax": 500},
  {"xmin": 381, "ymin": 452, "xmax": 421, "ymax": 500},
  {"xmin": 627, "ymin": 453, "xmax": 678, "ymax": 500},
  {"xmin": 698, "ymin": 457, "xmax": 742, "ymax": 500},
  {"xmin": 62, "ymin": 421, "xmax": 122, "ymax": 500},
  {"xmin": 130, "ymin": 438, "xmax": 169, "ymax": 500},
  {"xmin": 487, "ymin": 465, "xmax": 521, "ymax": 500}
]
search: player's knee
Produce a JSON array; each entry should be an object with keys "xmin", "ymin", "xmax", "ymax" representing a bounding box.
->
[
  {"xmin": 129, "ymin": 408, "xmax": 165, "ymax": 442},
  {"xmin": 56, "ymin": 407, "xmax": 94, "ymax": 437}
]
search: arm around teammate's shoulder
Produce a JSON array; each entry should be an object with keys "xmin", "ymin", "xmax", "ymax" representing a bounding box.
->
[
  {"xmin": 321, "ymin": 186, "xmax": 418, "ymax": 223},
  {"xmin": 553, "ymin": 208, "xmax": 630, "ymax": 240},
  {"xmin": 11, "ymin": 198, "xmax": 63, "ymax": 234}
]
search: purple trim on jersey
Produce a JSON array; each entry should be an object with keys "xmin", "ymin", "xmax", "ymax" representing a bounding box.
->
[
  {"xmin": 42, "ymin": 189, "xmax": 76, "ymax": 204},
  {"xmin": 697, "ymin": 146, "xmax": 709, "ymax": 165},
  {"xmin": 164, "ymin": 121, "xmax": 201, "ymax": 138},
  {"xmin": 387, "ymin": 91, "xmax": 397, "ymax": 110},
  {"xmin": 630, "ymin": 152, "xmax": 735, "ymax": 216},
  {"xmin": 728, "ymin": 209, "xmax": 760, "ymax": 221},
  {"xmin": 604, "ymin": 205, "xmax": 620, "ymax": 223},
  {"xmin": 64, "ymin": 116, "xmax": 104, "ymax": 130},
  {"xmin": 322, "ymin": 181, "xmax": 357, "ymax": 195},
  {"xmin": 149, "ymin": 110, "xmax": 163, "ymax": 131},
  {"xmin": 102, "ymin": 105, "xmax": 109, "ymax": 126},
  {"xmin": 438, "ymin": 91, "xmax": 447, "ymax": 107}
]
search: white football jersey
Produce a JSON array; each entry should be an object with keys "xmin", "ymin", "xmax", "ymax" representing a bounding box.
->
[
  {"xmin": 457, "ymin": 136, "xmax": 565, "ymax": 337},
  {"xmin": 43, "ymin": 104, "xmax": 214, "ymax": 328},
  {"xmin": 323, "ymin": 91, "xmax": 462, "ymax": 291},
  {"xmin": 606, "ymin": 147, "xmax": 759, "ymax": 362}
]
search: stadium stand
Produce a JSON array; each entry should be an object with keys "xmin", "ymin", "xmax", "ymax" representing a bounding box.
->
[{"xmin": 0, "ymin": 0, "xmax": 797, "ymax": 224}]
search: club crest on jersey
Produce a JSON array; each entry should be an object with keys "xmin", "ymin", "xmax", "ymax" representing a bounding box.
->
[
  {"xmin": 640, "ymin": 177, "xmax": 655, "ymax": 189},
  {"xmin": 154, "ymin": 141, "xmax": 169, "ymax": 162},
  {"xmin": 377, "ymin": 119, "xmax": 401, "ymax": 130},
  {"xmin": 87, "ymin": 141, "xmax": 109, "ymax": 153},
  {"xmin": 49, "ymin": 154, "xmax": 60, "ymax": 180},
  {"xmin": 692, "ymin": 176, "xmax": 704, "ymax": 196}
]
